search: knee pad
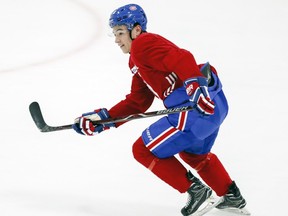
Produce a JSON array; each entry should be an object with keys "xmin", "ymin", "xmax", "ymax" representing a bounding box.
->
[
  {"xmin": 132, "ymin": 137, "xmax": 157, "ymax": 169},
  {"xmin": 179, "ymin": 151, "xmax": 215, "ymax": 171}
]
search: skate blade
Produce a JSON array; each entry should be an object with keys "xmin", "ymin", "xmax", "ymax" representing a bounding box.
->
[
  {"xmin": 219, "ymin": 207, "xmax": 251, "ymax": 215},
  {"xmin": 192, "ymin": 196, "xmax": 224, "ymax": 216}
]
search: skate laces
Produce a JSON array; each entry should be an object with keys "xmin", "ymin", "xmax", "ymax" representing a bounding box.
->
[
  {"xmin": 181, "ymin": 171, "xmax": 213, "ymax": 216},
  {"xmin": 184, "ymin": 182, "xmax": 210, "ymax": 209}
]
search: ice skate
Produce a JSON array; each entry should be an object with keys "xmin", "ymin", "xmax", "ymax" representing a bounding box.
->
[
  {"xmin": 216, "ymin": 181, "xmax": 251, "ymax": 215},
  {"xmin": 181, "ymin": 172, "xmax": 213, "ymax": 216}
]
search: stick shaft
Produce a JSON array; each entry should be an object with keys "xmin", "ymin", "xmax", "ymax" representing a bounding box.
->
[{"xmin": 29, "ymin": 101, "xmax": 193, "ymax": 132}]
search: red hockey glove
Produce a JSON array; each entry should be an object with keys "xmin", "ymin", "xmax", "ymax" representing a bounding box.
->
[
  {"xmin": 184, "ymin": 77, "xmax": 215, "ymax": 115},
  {"xmin": 72, "ymin": 108, "xmax": 115, "ymax": 136}
]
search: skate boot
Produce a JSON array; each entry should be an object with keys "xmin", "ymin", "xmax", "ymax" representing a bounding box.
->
[
  {"xmin": 216, "ymin": 181, "xmax": 247, "ymax": 209},
  {"xmin": 181, "ymin": 171, "xmax": 212, "ymax": 216}
]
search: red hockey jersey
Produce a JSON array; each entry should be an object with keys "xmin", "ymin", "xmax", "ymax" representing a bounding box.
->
[{"xmin": 108, "ymin": 33, "xmax": 213, "ymax": 127}]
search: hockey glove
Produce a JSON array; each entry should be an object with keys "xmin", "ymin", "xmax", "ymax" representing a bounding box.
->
[
  {"xmin": 184, "ymin": 76, "xmax": 215, "ymax": 115},
  {"xmin": 72, "ymin": 108, "xmax": 115, "ymax": 136}
]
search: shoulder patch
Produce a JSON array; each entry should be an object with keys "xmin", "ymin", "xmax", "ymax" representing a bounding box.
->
[{"xmin": 131, "ymin": 65, "xmax": 139, "ymax": 74}]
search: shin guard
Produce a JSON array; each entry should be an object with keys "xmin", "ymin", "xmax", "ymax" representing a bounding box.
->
[{"xmin": 132, "ymin": 137, "xmax": 191, "ymax": 193}]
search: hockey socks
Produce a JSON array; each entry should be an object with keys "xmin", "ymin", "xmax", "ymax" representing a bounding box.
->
[{"xmin": 179, "ymin": 151, "xmax": 232, "ymax": 196}]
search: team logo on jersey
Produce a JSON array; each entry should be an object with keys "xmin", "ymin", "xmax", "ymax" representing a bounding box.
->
[
  {"xmin": 131, "ymin": 65, "xmax": 138, "ymax": 74},
  {"xmin": 186, "ymin": 83, "xmax": 194, "ymax": 96},
  {"xmin": 129, "ymin": 5, "xmax": 137, "ymax": 11}
]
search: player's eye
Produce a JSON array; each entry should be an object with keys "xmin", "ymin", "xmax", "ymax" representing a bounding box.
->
[{"xmin": 113, "ymin": 30, "xmax": 128, "ymax": 37}]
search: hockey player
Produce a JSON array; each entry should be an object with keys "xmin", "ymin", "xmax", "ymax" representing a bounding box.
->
[{"xmin": 72, "ymin": 4, "xmax": 247, "ymax": 215}]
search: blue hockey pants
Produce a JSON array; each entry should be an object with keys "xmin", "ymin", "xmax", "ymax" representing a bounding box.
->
[{"xmin": 141, "ymin": 73, "xmax": 229, "ymax": 158}]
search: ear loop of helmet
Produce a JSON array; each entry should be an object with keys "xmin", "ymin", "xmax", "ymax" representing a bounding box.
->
[{"xmin": 130, "ymin": 23, "xmax": 145, "ymax": 40}]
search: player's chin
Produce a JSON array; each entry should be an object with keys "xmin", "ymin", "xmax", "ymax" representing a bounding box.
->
[{"xmin": 121, "ymin": 47, "xmax": 130, "ymax": 54}]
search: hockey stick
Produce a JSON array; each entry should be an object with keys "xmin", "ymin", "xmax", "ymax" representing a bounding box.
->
[{"xmin": 29, "ymin": 101, "xmax": 193, "ymax": 133}]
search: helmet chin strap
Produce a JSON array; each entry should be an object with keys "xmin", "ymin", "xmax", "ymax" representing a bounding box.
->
[
  {"xmin": 129, "ymin": 24, "xmax": 145, "ymax": 40},
  {"xmin": 129, "ymin": 30, "xmax": 134, "ymax": 40}
]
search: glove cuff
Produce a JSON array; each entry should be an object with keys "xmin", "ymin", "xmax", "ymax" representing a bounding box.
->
[{"xmin": 95, "ymin": 108, "xmax": 115, "ymax": 128}]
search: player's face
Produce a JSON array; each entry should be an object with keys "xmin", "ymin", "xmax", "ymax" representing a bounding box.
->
[{"xmin": 112, "ymin": 25, "xmax": 132, "ymax": 54}]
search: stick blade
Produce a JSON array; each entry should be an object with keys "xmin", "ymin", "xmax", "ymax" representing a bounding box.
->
[
  {"xmin": 29, "ymin": 101, "xmax": 48, "ymax": 132},
  {"xmin": 29, "ymin": 101, "xmax": 72, "ymax": 132}
]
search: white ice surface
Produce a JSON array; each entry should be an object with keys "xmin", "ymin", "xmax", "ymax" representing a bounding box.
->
[{"xmin": 0, "ymin": 0, "xmax": 288, "ymax": 215}]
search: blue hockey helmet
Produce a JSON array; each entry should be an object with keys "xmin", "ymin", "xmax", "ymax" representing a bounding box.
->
[{"xmin": 109, "ymin": 4, "xmax": 147, "ymax": 31}]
